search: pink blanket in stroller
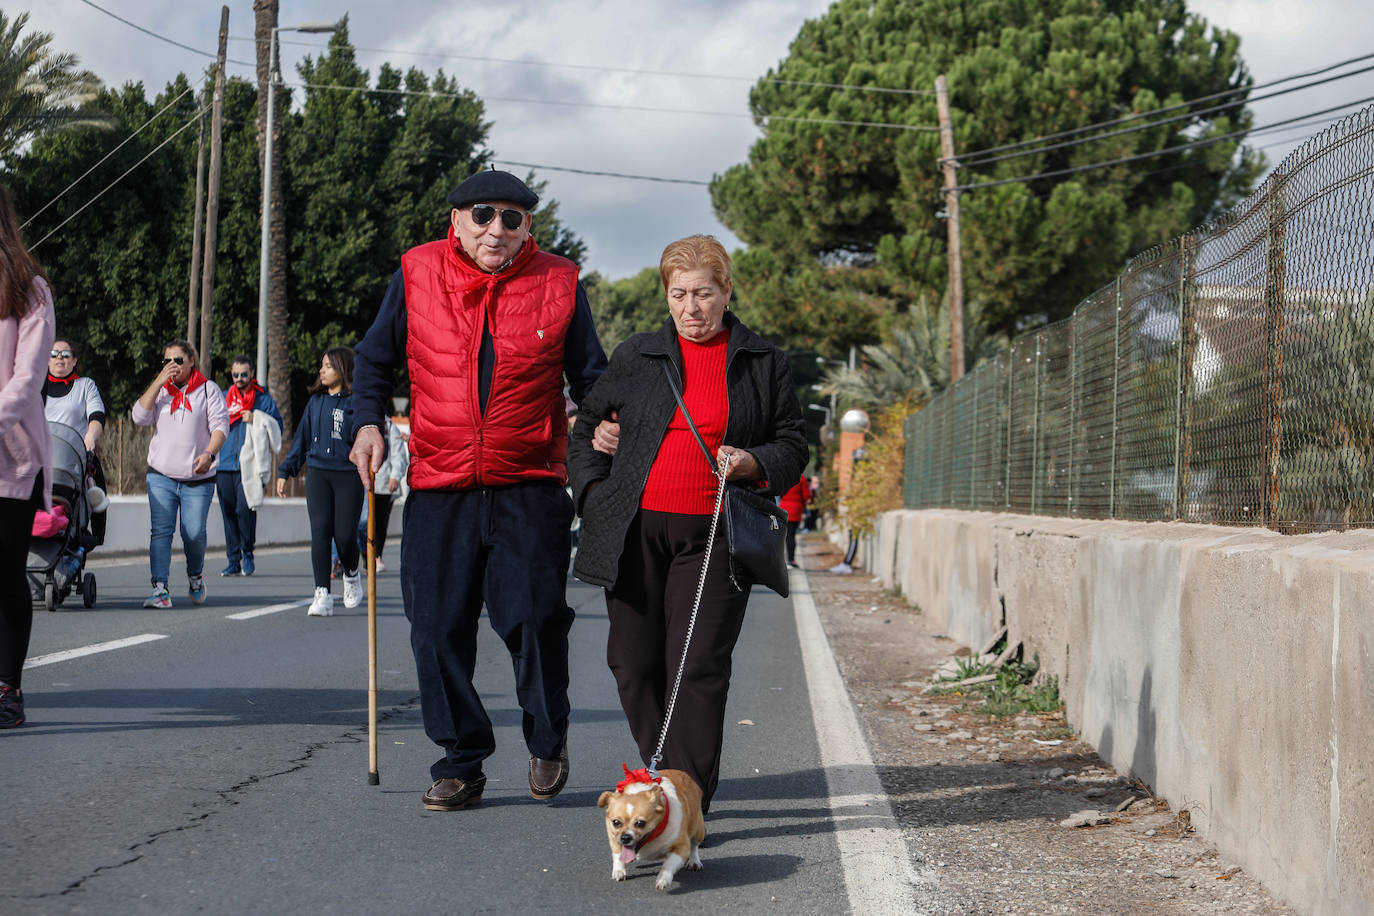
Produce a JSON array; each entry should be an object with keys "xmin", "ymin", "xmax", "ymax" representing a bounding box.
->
[{"xmin": 32, "ymin": 504, "xmax": 69, "ymax": 538}]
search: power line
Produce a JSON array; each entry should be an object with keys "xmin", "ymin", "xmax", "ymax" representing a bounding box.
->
[
  {"xmin": 31, "ymin": 106, "xmax": 208, "ymax": 250},
  {"xmin": 22, "ymin": 85, "xmax": 195, "ymax": 229},
  {"xmin": 954, "ymin": 50, "xmax": 1374, "ymax": 165},
  {"xmin": 494, "ymin": 160, "xmax": 708, "ymax": 186},
  {"xmin": 950, "ymin": 96, "xmax": 1374, "ymax": 192},
  {"xmin": 74, "ymin": 0, "xmax": 256, "ymax": 68},
  {"xmin": 242, "ymin": 35, "xmax": 937, "ymax": 96},
  {"xmin": 955, "ymin": 61, "xmax": 1374, "ymax": 169},
  {"xmin": 284, "ymin": 80, "xmax": 940, "ymax": 132}
]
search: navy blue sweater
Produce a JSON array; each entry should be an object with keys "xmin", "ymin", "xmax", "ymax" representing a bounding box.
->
[{"xmin": 277, "ymin": 390, "xmax": 355, "ymax": 478}]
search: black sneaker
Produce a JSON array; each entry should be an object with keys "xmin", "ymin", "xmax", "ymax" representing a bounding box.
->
[
  {"xmin": 422, "ymin": 775, "xmax": 486, "ymax": 811},
  {"xmin": 0, "ymin": 683, "xmax": 25, "ymax": 729}
]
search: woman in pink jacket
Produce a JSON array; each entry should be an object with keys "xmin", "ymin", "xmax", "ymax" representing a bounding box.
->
[
  {"xmin": 0, "ymin": 184, "xmax": 55, "ymax": 729},
  {"xmin": 131, "ymin": 339, "xmax": 229, "ymax": 609}
]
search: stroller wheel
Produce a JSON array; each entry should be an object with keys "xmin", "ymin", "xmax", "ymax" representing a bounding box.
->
[
  {"xmin": 82, "ymin": 573, "xmax": 97, "ymax": 609},
  {"xmin": 44, "ymin": 581, "xmax": 57, "ymax": 612}
]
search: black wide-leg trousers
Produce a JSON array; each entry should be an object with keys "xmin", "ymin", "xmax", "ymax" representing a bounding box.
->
[
  {"xmin": 604, "ymin": 509, "xmax": 750, "ymax": 813},
  {"xmin": 401, "ymin": 481, "xmax": 575, "ymax": 782}
]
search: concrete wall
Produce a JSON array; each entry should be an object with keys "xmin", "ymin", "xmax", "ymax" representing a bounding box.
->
[
  {"xmin": 868, "ymin": 509, "xmax": 1374, "ymax": 916},
  {"xmin": 98, "ymin": 494, "xmax": 315, "ymax": 555}
]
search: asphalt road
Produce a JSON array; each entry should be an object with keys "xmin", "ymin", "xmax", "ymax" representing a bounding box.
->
[{"xmin": 5, "ymin": 545, "xmax": 913, "ymax": 915}]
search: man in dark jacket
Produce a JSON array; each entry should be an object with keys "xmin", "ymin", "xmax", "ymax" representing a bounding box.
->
[{"xmin": 349, "ymin": 170, "xmax": 606, "ymax": 812}]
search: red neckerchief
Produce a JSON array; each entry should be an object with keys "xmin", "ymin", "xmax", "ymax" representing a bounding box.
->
[
  {"xmin": 225, "ymin": 380, "xmax": 262, "ymax": 424},
  {"xmin": 164, "ymin": 369, "xmax": 207, "ymax": 415},
  {"xmin": 616, "ymin": 765, "xmax": 671, "ymax": 846},
  {"xmin": 47, "ymin": 372, "xmax": 80, "ymax": 386}
]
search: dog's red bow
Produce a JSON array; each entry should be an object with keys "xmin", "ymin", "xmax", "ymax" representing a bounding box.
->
[{"xmin": 616, "ymin": 764, "xmax": 661, "ymax": 794}]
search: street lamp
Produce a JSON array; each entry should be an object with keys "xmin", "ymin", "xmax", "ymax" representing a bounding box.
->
[{"xmin": 257, "ymin": 19, "xmax": 341, "ymax": 382}]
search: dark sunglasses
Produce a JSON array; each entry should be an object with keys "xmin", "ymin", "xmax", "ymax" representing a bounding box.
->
[
  {"xmin": 161, "ymin": 356, "xmax": 186, "ymax": 366},
  {"xmin": 469, "ymin": 204, "xmax": 526, "ymax": 230},
  {"xmin": 232, "ymin": 371, "xmax": 252, "ymax": 380},
  {"xmin": 50, "ymin": 349, "xmax": 75, "ymax": 359}
]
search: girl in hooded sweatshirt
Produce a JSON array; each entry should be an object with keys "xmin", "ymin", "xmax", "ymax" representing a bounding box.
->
[{"xmin": 277, "ymin": 346, "xmax": 361, "ymax": 617}]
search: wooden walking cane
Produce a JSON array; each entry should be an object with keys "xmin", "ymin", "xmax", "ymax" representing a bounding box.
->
[{"xmin": 367, "ymin": 470, "xmax": 379, "ymax": 786}]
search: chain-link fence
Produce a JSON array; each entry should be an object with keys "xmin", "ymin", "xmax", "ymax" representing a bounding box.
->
[{"xmin": 904, "ymin": 106, "xmax": 1374, "ymax": 533}]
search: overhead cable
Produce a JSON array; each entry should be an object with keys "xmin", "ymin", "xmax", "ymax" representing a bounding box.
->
[
  {"xmin": 22, "ymin": 85, "xmax": 196, "ymax": 229},
  {"xmin": 284, "ymin": 80, "xmax": 940, "ymax": 131},
  {"xmin": 954, "ymin": 50, "xmax": 1374, "ymax": 164},
  {"xmin": 955, "ymin": 61, "xmax": 1374, "ymax": 168},
  {"xmin": 31, "ymin": 107, "xmax": 208, "ymax": 250},
  {"xmin": 246, "ymin": 35, "xmax": 937, "ymax": 95},
  {"xmin": 951, "ymin": 95, "xmax": 1374, "ymax": 192},
  {"xmin": 75, "ymin": 0, "xmax": 256, "ymax": 68},
  {"xmin": 494, "ymin": 159, "xmax": 708, "ymax": 185}
]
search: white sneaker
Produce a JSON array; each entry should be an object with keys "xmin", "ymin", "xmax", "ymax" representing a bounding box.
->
[
  {"xmin": 307, "ymin": 587, "xmax": 334, "ymax": 617},
  {"xmin": 342, "ymin": 569, "xmax": 361, "ymax": 608}
]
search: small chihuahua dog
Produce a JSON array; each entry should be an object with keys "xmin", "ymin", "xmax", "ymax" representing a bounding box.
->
[{"xmin": 598, "ymin": 764, "xmax": 706, "ymax": 890}]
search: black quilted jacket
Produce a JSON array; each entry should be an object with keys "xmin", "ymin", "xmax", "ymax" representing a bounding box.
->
[{"xmin": 567, "ymin": 314, "xmax": 808, "ymax": 589}]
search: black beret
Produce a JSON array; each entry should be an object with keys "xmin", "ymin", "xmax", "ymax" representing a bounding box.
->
[{"xmin": 446, "ymin": 169, "xmax": 539, "ymax": 210}]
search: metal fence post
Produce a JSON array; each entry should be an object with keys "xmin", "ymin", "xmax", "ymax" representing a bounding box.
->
[
  {"xmin": 1005, "ymin": 352, "xmax": 1014, "ymax": 509},
  {"xmin": 1110, "ymin": 277, "xmax": 1122, "ymax": 519},
  {"xmin": 1173, "ymin": 235, "xmax": 1197, "ymax": 520},
  {"xmin": 970, "ymin": 369, "xmax": 980, "ymax": 509},
  {"xmin": 1263, "ymin": 172, "xmax": 1288, "ymax": 528},
  {"xmin": 1031, "ymin": 335, "xmax": 1044, "ymax": 514}
]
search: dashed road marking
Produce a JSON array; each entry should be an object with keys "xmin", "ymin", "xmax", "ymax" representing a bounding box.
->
[
  {"xmin": 24, "ymin": 634, "xmax": 168, "ymax": 669},
  {"xmin": 226, "ymin": 600, "xmax": 310, "ymax": 620}
]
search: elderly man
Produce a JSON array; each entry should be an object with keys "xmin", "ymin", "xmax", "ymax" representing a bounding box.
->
[
  {"xmin": 216, "ymin": 354, "xmax": 282, "ymax": 576},
  {"xmin": 350, "ymin": 170, "xmax": 606, "ymax": 812}
]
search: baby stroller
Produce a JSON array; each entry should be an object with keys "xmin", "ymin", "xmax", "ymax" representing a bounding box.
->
[{"xmin": 26, "ymin": 420, "xmax": 98, "ymax": 611}]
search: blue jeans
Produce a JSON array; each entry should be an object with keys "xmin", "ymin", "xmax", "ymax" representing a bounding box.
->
[{"xmin": 146, "ymin": 471, "xmax": 215, "ymax": 586}]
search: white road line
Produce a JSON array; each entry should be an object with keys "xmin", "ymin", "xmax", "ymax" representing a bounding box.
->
[
  {"xmin": 24, "ymin": 634, "xmax": 168, "ymax": 669},
  {"xmin": 791, "ymin": 567, "xmax": 930, "ymax": 915},
  {"xmin": 226, "ymin": 600, "xmax": 310, "ymax": 620}
]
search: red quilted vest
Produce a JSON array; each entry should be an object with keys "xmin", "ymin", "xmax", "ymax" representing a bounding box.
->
[{"xmin": 402, "ymin": 230, "xmax": 578, "ymax": 490}]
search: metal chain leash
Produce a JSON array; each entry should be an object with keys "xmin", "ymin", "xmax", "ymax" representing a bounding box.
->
[{"xmin": 649, "ymin": 451, "xmax": 731, "ymax": 776}]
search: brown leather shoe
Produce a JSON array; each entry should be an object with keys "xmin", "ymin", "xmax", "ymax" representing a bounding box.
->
[
  {"xmin": 528, "ymin": 742, "xmax": 569, "ymax": 800},
  {"xmin": 422, "ymin": 775, "xmax": 486, "ymax": 811}
]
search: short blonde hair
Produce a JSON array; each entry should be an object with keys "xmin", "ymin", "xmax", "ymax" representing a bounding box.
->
[{"xmin": 659, "ymin": 234, "xmax": 732, "ymax": 292}]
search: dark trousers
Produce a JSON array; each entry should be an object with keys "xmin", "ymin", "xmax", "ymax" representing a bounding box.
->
[
  {"xmin": 305, "ymin": 468, "xmax": 363, "ymax": 588},
  {"xmin": 356, "ymin": 492, "xmax": 394, "ymax": 557},
  {"xmin": 216, "ymin": 471, "xmax": 257, "ymax": 562},
  {"xmin": 605, "ymin": 509, "xmax": 751, "ymax": 813},
  {"xmin": 785, "ymin": 520, "xmax": 801, "ymax": 563},
  {"xmin": 401, "ymin": 482, "xmax": 574, "ymax": 782},
  {"xmin": 1, "ymin": 475, "xmax": 42, "ymax": 689}
]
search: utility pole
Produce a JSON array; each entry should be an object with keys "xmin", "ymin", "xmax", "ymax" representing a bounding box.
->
[
  {"xmin": 185, "ymin": 106, "xmax": 206, "ymax": 340},
  {"xmin": 198, "ymin": 6, "xmax": 229, "ymax": 380},
  {"xmin": 935, "ymin": 74, "xmax": 966, "ymax": 383}
]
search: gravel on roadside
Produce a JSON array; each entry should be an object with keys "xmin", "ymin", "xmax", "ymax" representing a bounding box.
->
[{"xmin": 799, "ymin": 534, "xmax": 1296, "ymax": 916}]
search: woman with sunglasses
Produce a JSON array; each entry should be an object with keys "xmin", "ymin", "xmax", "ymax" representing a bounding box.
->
[
  {"xmin": 0, "ymin": 183, "xmax": 55, "ymax": 729},
  {"xmin": 131, "ymin": 340, "xmax": 230, "ymax": 609},
  {"xmin": 277, "ymin": 346, "xmax": 362, "ymax": 617},
  {"xmin": 43, "ymin": 338, "xmax": 108, "ymax": 545}
]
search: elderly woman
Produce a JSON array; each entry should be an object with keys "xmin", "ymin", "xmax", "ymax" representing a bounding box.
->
[
  {"xmin": 131, "ymin": 339, "xmax": 229, "ymax": 609},
  {"xmin": 43, "ymin": 337, "xmax": 108, "ymax": 545},
  {"xmin": 568, "ymin": 234, "xmax": 807, "ymax": 814}
]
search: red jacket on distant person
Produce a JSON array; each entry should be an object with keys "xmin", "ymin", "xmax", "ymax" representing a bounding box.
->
[{"xmin": 779, "ymin": 476, "xmax": 811, "ymax": 523}]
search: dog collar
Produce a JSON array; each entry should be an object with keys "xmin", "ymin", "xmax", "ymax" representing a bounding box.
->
[{"xmin": 642, "ymin": 797, "xmax": 670, "ymax": 846}]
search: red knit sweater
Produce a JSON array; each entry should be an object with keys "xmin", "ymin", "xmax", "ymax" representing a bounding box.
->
[{"xmin": 640, "ymin": 333, "xmax": 729, "ymax": 514}]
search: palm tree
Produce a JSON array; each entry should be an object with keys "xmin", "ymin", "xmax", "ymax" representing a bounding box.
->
[
  {"xmin": 0, "ymin": 11, "xmax": 104, "ymax": 167},
  {"xmin": 819, "ymin": 295, "xmax": 1008, "ymax": 409}
]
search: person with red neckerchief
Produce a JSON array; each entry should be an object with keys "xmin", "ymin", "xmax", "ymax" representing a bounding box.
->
[{"xmin": 131, "ymin": 339, "xmax": 229, "ymax": 609}]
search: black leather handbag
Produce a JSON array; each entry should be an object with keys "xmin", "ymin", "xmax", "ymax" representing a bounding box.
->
[{"xmin": 662, "ymin": 364, "xmax": 791, "ymax": 597}]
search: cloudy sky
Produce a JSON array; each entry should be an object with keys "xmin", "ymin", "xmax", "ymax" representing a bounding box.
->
[{"xmin": 21, "ymin": 0, "xmax": 1374, "ymax": 280}]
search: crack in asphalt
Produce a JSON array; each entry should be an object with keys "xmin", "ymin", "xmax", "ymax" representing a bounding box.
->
[{"xmin": 28, "ymin": 695, "xmax": 423, "ymax": 900}]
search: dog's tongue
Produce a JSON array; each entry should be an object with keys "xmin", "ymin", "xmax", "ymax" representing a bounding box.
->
[{"xmin": 618, "ymin": 846, "xmax": 637, "ymax": 865}]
